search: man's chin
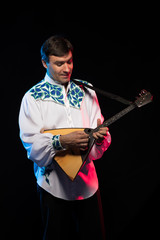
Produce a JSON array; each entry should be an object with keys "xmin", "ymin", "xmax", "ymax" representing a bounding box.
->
[{"xmin": 59, "ymin": 76, "xmax": 71, "ymax": 84}]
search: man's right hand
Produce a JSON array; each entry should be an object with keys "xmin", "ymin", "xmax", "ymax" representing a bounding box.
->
[{"xmin": 60, "ymin": 131, "xmax": 89, "ymax": 151}]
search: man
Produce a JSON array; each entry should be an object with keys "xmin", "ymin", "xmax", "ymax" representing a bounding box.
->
[{"xmin": 19, "ymin": 36, "xmax": 111, "ymax": 239}]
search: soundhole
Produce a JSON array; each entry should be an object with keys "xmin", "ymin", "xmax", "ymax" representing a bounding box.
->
[{"xmin": 84, "ymin": 128, "xmax": 92, "ymax": 134}]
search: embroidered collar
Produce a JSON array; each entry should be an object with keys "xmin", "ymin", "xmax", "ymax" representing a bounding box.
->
[{"xmin": 29, "ymin": 75, "xmax": 87, "ymax": 109}]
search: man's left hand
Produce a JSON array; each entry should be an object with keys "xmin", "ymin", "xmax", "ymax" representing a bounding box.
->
[{"xmin": 92, "ymin": 118, "xmax": 109, "ymax": 144}]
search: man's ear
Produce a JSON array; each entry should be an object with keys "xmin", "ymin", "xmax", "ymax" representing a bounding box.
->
[{"xmin": 42, "ymin": 59, "xmax": 48, "ymax": 69}]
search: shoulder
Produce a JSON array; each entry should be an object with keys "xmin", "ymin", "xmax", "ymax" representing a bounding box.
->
[
  {"xmin": 20, "ymin": 80, "xmax": 45, "ymax": 108},
  {"xmin": 25, "ymin": 79, "xmax": 62, "ymax": 101},
  {"xmin": 29, "ymin": 79, "xmax": 48, "ymax": 100},
  {"xmin": 72, "ymin": 79, "xmax": 96, "ymax": 99}
]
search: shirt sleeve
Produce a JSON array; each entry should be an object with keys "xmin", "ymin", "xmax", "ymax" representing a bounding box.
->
[
  {"xmin": 19, "ymin": 92, "xmax": 58, "ymax": 167},
  {"xmin": 87, "ymin": 88, "xmax": 111, "ymax": 161}
]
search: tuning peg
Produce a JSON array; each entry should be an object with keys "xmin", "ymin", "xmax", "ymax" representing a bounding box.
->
[{"xmin": 139, "ymin": 89, "xmax": 147, "ymax": 96}]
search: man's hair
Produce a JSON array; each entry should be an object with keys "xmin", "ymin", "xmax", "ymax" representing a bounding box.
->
[{"xmin": 40, "ymin": 35, "xmax": 73, "ymax": 63}]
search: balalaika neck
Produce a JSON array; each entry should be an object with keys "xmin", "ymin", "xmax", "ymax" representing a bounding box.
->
[
  {"xmin": 91, "ymin": 102, "xmax": 136, "ymax": 133},
  {"xmin": 83, "ymin": 102, "xmax": 137, "ymax": 163},
  {"xmin": 103, "ymin": 103, "xmax": 136, "ymax": 127}
]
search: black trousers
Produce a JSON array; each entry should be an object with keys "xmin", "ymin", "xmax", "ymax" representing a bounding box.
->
[{"xmin": 37, "ymin": 185, "xmax": 105, "ymax": 240}]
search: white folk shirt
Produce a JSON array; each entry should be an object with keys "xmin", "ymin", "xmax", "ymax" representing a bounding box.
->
[{"xmin": 19, "ymin": 74, "xmax": 111, "ymax": 200}]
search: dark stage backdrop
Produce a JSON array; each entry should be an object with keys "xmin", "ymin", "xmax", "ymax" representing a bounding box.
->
[{"xmin": 1, "ymin": 4, "xmax": 159, "ymax": 240}]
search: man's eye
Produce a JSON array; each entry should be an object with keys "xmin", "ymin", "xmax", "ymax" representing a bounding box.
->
[
  {"xmin": 68, "ymin": 59, "xmax": 73, "ymax": 64},
  {"xmin": 56, "ymin": 62, "xmax": 63, "ymax": 67}
]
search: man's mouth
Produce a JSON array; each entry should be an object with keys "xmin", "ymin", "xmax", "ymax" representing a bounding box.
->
[{"xmin": 61, "ymin": 73, "xmax": 71, "ymax": 78}]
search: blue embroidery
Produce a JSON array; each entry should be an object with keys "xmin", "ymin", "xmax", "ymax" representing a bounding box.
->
[
  {"xmin": 30, "ymin": 80, "xmax": 65, "ymax": 105},
  {"xmin": 67, "ymin": 82, "xmax": 85, "ymax": 109},
  {"xmin": 52, "ymin": 135, "xmax": 63, "ymax": 150},
  {"xmin": 40, "ymin": 167, "xmax": 53, "ymax": 185},
  {"xmin": 30, "ymin": 79, "xmax": 85, "ymax": 109}
]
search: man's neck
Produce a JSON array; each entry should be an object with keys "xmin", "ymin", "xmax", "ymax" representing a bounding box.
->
[{"xmin": 46, "ymin": 73, "xmax": 70, "ymax": 93}]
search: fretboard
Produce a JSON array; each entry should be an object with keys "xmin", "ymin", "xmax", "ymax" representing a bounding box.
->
[{"xmin": 93, "ymin": 103, "xmax": 136, "ymax": 132}]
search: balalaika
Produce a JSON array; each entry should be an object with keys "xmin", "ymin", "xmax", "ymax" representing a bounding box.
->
[{"xmin": 44, "ymin": 90, "xmax": 153, "ymax": 181}]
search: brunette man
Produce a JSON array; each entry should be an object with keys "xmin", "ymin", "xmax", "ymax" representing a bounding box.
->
[{"xmin": 19, "ymin": 36, "xmax": 111, "ymax": 239}]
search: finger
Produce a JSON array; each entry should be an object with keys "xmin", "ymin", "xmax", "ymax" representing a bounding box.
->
[
  {"xmin": 99, "ymin": 127, "xmax": 109, "ymax": 131},
  {"xmin": 80, "ymin": 143, "xmax": 88, "ymax": 151},
  {"xmin": 93, "ymin": 132, "xmax": 102, "ymax": 140},
  {"xmin": 97, "ymin": 118, "xmax": 101, "ymax": 127},
  {"xmin": 77, "ymin": 131, "xmax": 89, "ymax": 138},
  {"xmin": 98, "ymin": 127, "xmax": 109, "ymax": 135},
  {"xmin": 80, "ymin": 147, "xmax": 88, "ymax": 151},
  {"xmin": 78, "ymin": 138, "xmax": 89, "ymax": 144},
  {"xmin": 98, "ymin": 130, "xmax": 107, "ymax": 136},
  {"xmin": 80, "ymin": 142, "xmax": 88, "ymax": 147},
  {"xmin": 40, "ymin": 128, "xmax": 45, "ymax": 133},
  {"xmin": 96, "ymin": 132, "xmax": 105, "ymax": 139}
]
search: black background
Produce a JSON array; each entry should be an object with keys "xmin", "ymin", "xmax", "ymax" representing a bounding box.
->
[{"xmin": 1, "ymin": 3, "xmax": 160, "ymax": 240}]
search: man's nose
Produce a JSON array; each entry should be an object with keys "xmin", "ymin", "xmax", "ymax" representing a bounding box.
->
[{"xmin": 63, "ymin": 63, "xmax": 70, "ymax": 72}]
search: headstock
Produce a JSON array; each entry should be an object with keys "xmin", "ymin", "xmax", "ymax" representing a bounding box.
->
[{"xmin": 135, "ymin": 89, "xmax": 153, "ymax": 108}]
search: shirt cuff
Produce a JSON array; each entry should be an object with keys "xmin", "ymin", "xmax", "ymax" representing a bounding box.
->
[
  {"xmin": 95, "ymin": 137, "xmax": 105, "ymax": 146},
  {"xmin": 95, "ymin": 140, "xmax": 104, "ymax": 146},
  {"xmin": 52, "ymin": 135, "xmax": 63, "ymax": 150}
]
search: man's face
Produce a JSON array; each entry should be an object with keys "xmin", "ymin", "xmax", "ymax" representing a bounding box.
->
[{"xmin": 42, "ymin": 51, "xmax": 73, "ymax": 85}]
